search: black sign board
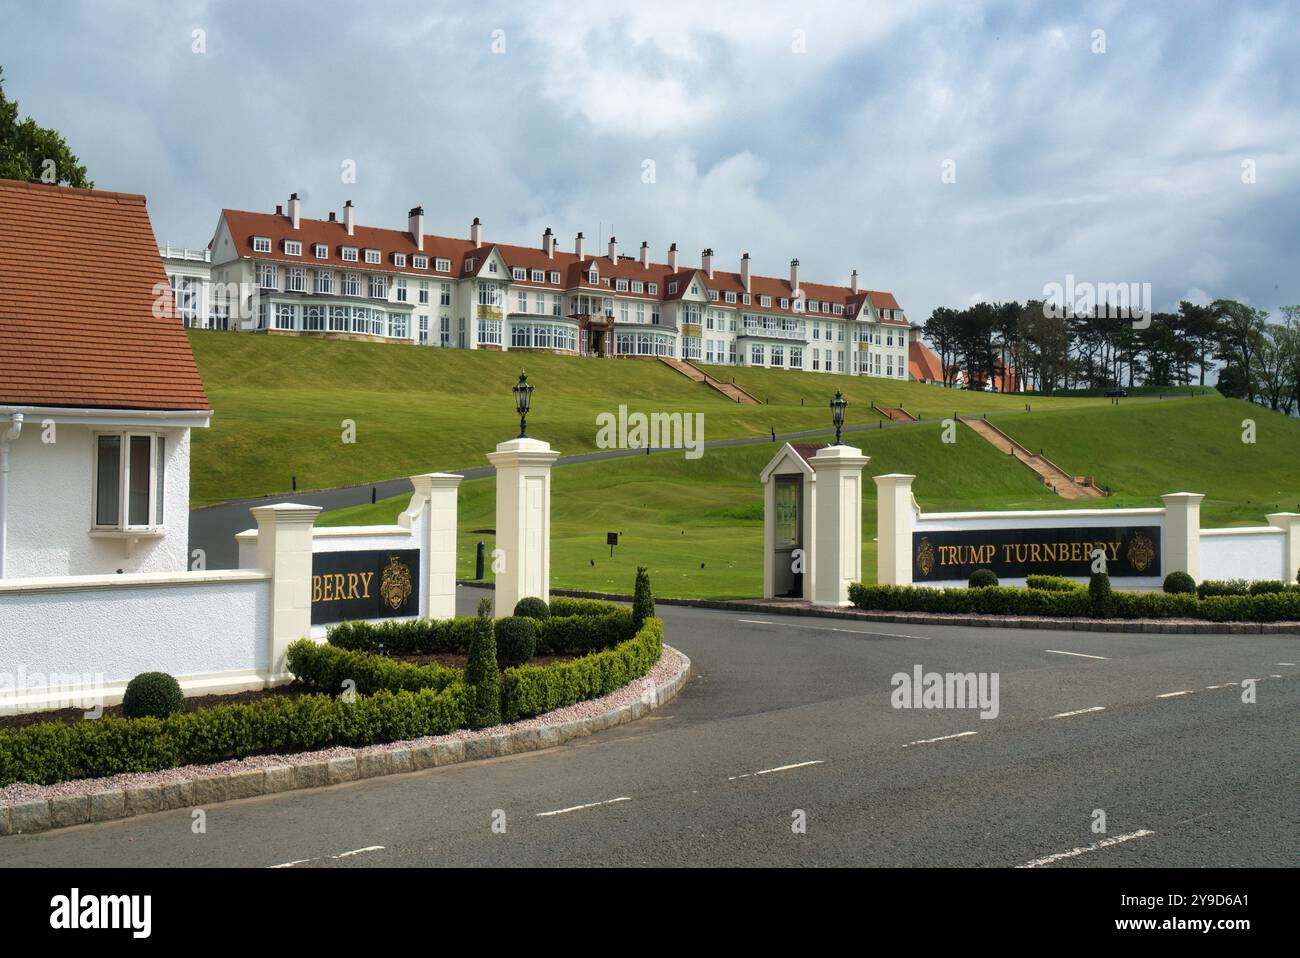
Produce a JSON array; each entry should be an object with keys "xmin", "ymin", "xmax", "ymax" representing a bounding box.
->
[
  {"xmin": 912, "ymin": 525, "xmax": 1161, "ymax": 581},
  {"xmin": 311, "ymin": 549, "xmax": 420, "ymax": 625},
  {"xmin": 606, "ymin": 532, "xmax": 619, "ymax": 546}
]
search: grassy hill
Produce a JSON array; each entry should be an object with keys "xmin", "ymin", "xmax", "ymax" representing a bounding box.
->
[{"xmin": 189, "ymin": 330, "xmax": 1143, "ymax": 505}]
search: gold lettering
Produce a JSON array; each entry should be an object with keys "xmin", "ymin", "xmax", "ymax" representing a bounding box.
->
[
  {"xmin": 334, "ymin": 574, "xmax": 345, "ymax": 600},
  {"xmin": 347, "ymin": 572, "xmax": 360, "ymax": 600},
  {"xmin": 359, "ymin": 572, "xmax": 374, "ymax": 598},
  {"xmin": 322, "ymin": 575, "xmax": 333, "ymax": 601},
  {"xmin": 1105, "ymin": 541, "xmax": 1121, "ymax": 561},
  {"xmin": 1043, "ymin": 542, "xmax": 1056, "ymax": 562},
  {"xmin": 1030, "ymin": 543, "xmax": 1042, "ymax": 563},
  {"xmin": 312, "ymin": 575, "xmax": 322, "ymax": 603}
]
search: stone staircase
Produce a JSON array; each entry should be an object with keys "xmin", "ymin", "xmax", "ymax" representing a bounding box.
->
[
  {"xmin": 658, "ymin": 357, "xmax": 762, "ymax": 404},
  {"xmin": 961, "ymin": 417, "xmax": 1104, "ymax": 500},
  {"xmin": 873, "ymin": 403, "xmax": 917, "ymax": 422}
]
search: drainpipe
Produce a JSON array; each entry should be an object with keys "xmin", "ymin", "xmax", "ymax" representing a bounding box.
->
[{"xmin": 0, "ymin": 412, "xmax": 24, "ymax": 579}]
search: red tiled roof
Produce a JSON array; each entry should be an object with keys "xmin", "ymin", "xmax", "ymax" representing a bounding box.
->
[
  {"xmin": 909, "ymin": 340, "xmax": 944, "ymax": 382},
  {"xmin": 0, "ymin": 180, "xmax": 209, "ymax": 411}
]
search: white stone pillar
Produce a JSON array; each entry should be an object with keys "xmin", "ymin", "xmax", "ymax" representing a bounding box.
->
[
  {"xmin": 404, "ymin": 472, "xmax": 463, "ymax": 620},
  {"xmin": 808, "ymin": 445, "xmax": 870, "ymax": 606},
  {"xmin": 1161, "ymin": 492, "xmax": 1204, "ymax": 582},
  {"xmin": 1265, "ymin": 512, "xmax": 1300, "ymax": 584},
  {"xmin": 250, "ymin": 503, "xmax": 321, "ymax": 679},
  {"xmin": 487, "ymin": 437, "xmax": 559, "ymax": 616},
  {"xmin": 874, "ymin": 474, "xmax": 915, "ymax": 586}
]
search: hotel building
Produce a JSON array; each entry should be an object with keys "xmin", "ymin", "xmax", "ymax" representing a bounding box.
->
[{"xmin": 166, "ymin": 195, "xmax": 914, "ymax": 379}]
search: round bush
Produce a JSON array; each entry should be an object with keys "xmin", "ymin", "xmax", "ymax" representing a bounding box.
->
[
  {"xmin": 513, "ymin": 596, "xmax": 550, "ymax": 620},
  {"xmin": 968, "ymin": 568, "xmax": 998, "ymax": 589},
  {"xmin": 494, "ymin": 616, "xmax": 539, "ymax": 669},
  {"xmin": 1248, "ymin": 579, "xmax": 1286, "ymax": 595},
  {"xmin": 121, "ymin": 671, "xmax": 184, "ymax": 719},
  {"xmin": 1163, "ymin": 571, "xmax": 1196, "ymax": 595}
]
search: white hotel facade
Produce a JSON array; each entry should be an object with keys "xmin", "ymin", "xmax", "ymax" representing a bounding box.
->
[{"xmin": 164, "ymin": 194, "xmax": 914, "ymax": 379}]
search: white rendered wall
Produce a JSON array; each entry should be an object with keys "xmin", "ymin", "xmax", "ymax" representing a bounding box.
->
[
  {"xmin": 5, "ymin": 424, "xmax": 191, "ymax": 578},
  {"xmin": 1200, "ymin": 530, "xmax": 1286, "ymax": 582}
]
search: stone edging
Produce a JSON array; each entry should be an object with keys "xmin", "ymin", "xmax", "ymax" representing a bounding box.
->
[
  {"xmin": 457, "ymin": 582, "xmax": 1300, "ymax": 635},
  {"xmin": 0, "ymin": 646, "xmax": 692, "ymax": 837}
]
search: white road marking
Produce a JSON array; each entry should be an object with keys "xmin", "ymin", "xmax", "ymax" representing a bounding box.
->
[
  {"xmin": 736, "ymin": 618, "xmax": 929, "ymax": 640},
  {"xmin": 1018, "ymin": 829, "xmax": 1155, "ymax": 868},
  {"xmin": 902, "ymin": 731, "xmax": 978, "ymax": 748},
  {"xmin": 728, "ymin": 760, "xmax": 824, "ymax": 781},
  {"xmin": 1157, "ymin": 690, "xmax": 1193, "ymax": 698},
  {"xmin": 1044, "ymin": 649, "xmax": 1109, "ymax": 660},
  {"xmin": 1271, "ymin": 674, "xmax": 1283, "ymax": 678},
  {"xmin": 1049, "ymin": 706, "xmax": 1106, "ymax": 719},
  {"xmin": 1278, "ymin": 662, "xmax": 1295, "ymax": 666},
  {"xmin": 535, "ymin": 797, "xmax": 632, "ymax": 817},
  {"xmin": 269, "ymin": 845, "xmax": 385, "ymax": 868}
]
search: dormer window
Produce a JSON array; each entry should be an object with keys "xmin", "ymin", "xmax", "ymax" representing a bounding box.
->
[
  {"xmin": 314, "ymin": 244, "xmax": 329, "ymax": 259},
  {"xmin": 435, "ymin": 257, "xmax": 451, "ymax": 272},
  {"xmin": 668, "ymin": 282, "xmax": 678, "ymax": 295},
  {"xmin": 364, "ymin": 249, "xmax": 381, "ymax": 265},
  {"xmin": 760, "ymin": 295, "xmax": 771, "ymax": 308},
  {"xmin": 691, "ymin": 284, "xmax": 699, "ymax": 295},
  {"xmin": 413, "ymin": 255, "xmax": 428, "ymax": 269},
  {"xmin": 647, "ymin": 283, "xmax": 658, "ymax": 295},
  {"xmin": 616, "ymin": 279, "xmax": 628, "ymax": 292},
  {"xmin": 588, "ymin": 269, "xmax": 599, "ymax": 283},
  {"xmin": 531, "ymin": 269, "xmax": 544, "ymax": 283},
  {"xmin": 780, "ymin": 297, "xmax": 789, "ymax": 309},
  {"xmin": 393, "ymin": 253, "xmax": 407, "ymax": 267},
  {"xmin": 341, "ymin": 247, "xmax": 359, "ymax": 262},
  {"xmin": 284, "ymin": 240, "xmax": 302, "ymax": 256},
  {"xmin": 833, "ymin": 304, "xmax": 843, "ymax": 315},
  {"xmin": 513, "ymin": 267, "xmax": 526, "ymax": 280},
  {"xmin": 742, "ymin": 294, "xmax": 751, "ymax": 305},
  {"xmin": 548, "ymin": 271, "xmax": 560, "ymax": 284},
  {"xmin": 464, "ymin": 257, "xmax": 477, "ymax": 272},
  {"xmin": 631, "ymin": 281, "xmax": 643, "ymax": 294},
  {"xmin": 724, "ymin": 291, "xmax": 736, "ymax": 304},
  {"xmin": 252, "ymin": 236, "xmax": 271, "ymax": 253},
  {"xmin": 808, "ymin": 300, "xmax": 819, "ymax": 312}
]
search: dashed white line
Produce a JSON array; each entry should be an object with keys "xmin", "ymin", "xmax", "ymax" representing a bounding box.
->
[
  {"xmin": 736, "ymin": 619, "xmax": 929, "ymax": 640},
  {"xmin": 333, "ymin": 845, "xmax": 385, "ymax": 859},
  {"xmin": 1277, "ymin": 662, "xmax": 1295, "ymax": 666},
  {"xmin": 902, "ymin": 731, "xmax": 978, "ymax": 748},
  {"xmin": 728, "ymin": 760, "xmax": 824, "ymax": 781},
  {"xmin": 1018, "ymin": 829, "xmax": 1155, "ymax": 868},
  {"xmin": 1049, "ymin": 706, "xmax": 1106, "ymax": 719},
  {"xmin": 1157, "ymin": 690, "xmax": 1194, "ymax": 698},
  {"xmin": 1044, "ymin": 649, "xmax": 1109, "ymax": 660},
  {"xmin": 269, "ymin": 845, "xmax": 385, "ymax": 868},
  {"xmin": 535, "ymin": 797, "xmax": 631, "ymax": 817}
]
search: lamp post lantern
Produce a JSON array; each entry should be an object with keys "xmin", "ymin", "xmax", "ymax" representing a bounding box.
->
[
  {"xmin": 513, "ymin": 370, "xmax": 534, "ymax": 438},
  {"xmin": 830, "ymin": 389, "xmax": 847, "ymax": 445}
]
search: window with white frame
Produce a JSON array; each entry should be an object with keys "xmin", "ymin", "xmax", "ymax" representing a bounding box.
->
[
  {"xmin": 790, "ymin": 347, "xmax": 802, "ymax": 369},
  {"xmin": 343, "ymin": 273, "xmax": 361, "ymax": 297},
  {"xmin": 390, "ymin": 313, "xmax": 409, "ymax": 339},
  {"xmin": 252, "ymin": 236, "xmax": 271, "ymax": 253},
  {"xmin": 341, "ymin": 247, "xmax": 358, "ymax": 262},
  {"xmin": 329, "ymin": 306, "xmax": 348, "ymax": 331},
  {"xmin": 648, "ymin": 283, "xmax": 658, "ymax": 295},
  {"xmin": 488, "ymin": 261, "xmax": 498, "ymax": 274},
  {"xmin": 477, "ymin": 318, "xmax": 502, "ymax": 345},
  {"xmin": 286, "ymin": 267, "xmax": 306, "ymax": 292},
  {"xmin": 513, "ymin": 267, "xmax": 526, "ymax": 280},
  {"xmin": 668, "ymin": 282, "xmax": 678, "ymax": 295},
  {"xmin": 435, "ymin": 257, "xmax": 451, "ymax": 272},
  {"xmin": 284, "ymin": 240, "xmax": 302, "ymax": 257},
  {"xmin": 314, "ymin": 244, "xmax": 329, "ymax": 259},
  {"xmin": 418, "ymin": 281, "xmax": 429, "ymax": 304},
  {"xmin": 780, "ymin": 297, "xmax": 789, "ymax": 309},
  {"xmin": 531, "ymin": 269, "xmax": 544, "ymax": 283},
  {"xmin": 552, "ymin": 296, "xmax": 561, "ymax": 317},
  {"xmin": 396, "ymin": 278, "xmax": 408, "ymax": 302},
  {"xmin": 750, "ymin": 343, "xmax": 765, "ymax": 366},
  {"xmin": 94, "ymin": 433, "xmax": 167, "ymax": 530},
  {"xmin": 588, "ymin": 269, "xmax": 598, "ymax": 283},
  {"xmin": 615, "ymin": 279, "xmax": 628, "ymax": 292},
  {"xmin": 364, "ymin": 249, "xmax": 381, "ymax": 265},
  {"xmin": 369, "ymin": 275, "xmax": 387, "ymax": 299},
  {"xmin": 517, "ymin": 291, "xmax": 527, "ymax": 312},
  {"xmin": 724, "ymin": 291, "xmax": 736, "ymax": 304},
  {"xmin": 393, "ymin": 253, "xmax": 406, "ymax": 267},
  {"xmin": 549, "ymin": 270, "xmax": 560, "ymax": 284},
  {"xmin": 771, "ymin": 345, "xmax": 784, "ymax": 367},
  {"xmin": 413, "ymin": 255, "xmax": 428, "ymax": 270},
  {"xmin": 418, "ymin": 315, "xmax": 429, "ymax": 344},
  {"xmin": 440, "ymin": 316, "xmax": 451, "ymax": 345},
  {"xmin": 304, "ymin": 305, "xmax": 326, "ymax": 331},
  {"xmin": 440, "ymin": 283, "xmax": 452, "ymax": 306},
  {"xmin": 631, "ymin": 281, "xmax": 643, "ymax": 294},
  {"xmin": 257, "ymin": 263, "xmax": 277, "ymax": 290},
  {"xmin": 275, "ymin": 303, "xmax": 296, "ymax": 330}
]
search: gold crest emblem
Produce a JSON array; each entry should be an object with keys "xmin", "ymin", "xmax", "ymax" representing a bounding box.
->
[
  {"xmin": 917, "ymin": 537, "xmax": 935, "ymax": 577},
  {"xmin": 1126, "ymin": 532, "xmax": 1156, "ymax": 573},
  {"xmin": 379, "ymin": 556, "xmax": 413, "ymax": 610}
]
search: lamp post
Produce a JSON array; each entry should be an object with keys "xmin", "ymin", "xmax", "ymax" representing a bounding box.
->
[
  {"xmin": 830, "ymin": 389, "xmax": 847, "ymax": 445},
  {"xmin": 513, "ymin": 370, "xmax": 534, "ymax": 439}
]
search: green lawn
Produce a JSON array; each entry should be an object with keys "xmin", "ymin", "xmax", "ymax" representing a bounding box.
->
[{"xmin": 188, "ymin": 330, "xmax": 1128, "ymax": 505}]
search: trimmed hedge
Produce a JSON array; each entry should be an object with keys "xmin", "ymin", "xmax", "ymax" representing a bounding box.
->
[
  {"xmin": 513, "ymin": 597, "xmax": 550, "ymax": 619},
  {"xmin": 0, "ymin": 685, "xmax": 468, "ymax": 787},
  {"xmin": 495, "ymin": 616, "xmax": 538, "ymax": 669},
  {"xmin": 548, "ymin": 596, "xmax": 624, "ymax": 618},
  {"xmin": 286, "ymin": 640, "xmax": 461, "ymax": 695},
  {"xmin": 848, "ymin": 582, "xmax": 1300, "ymax": 623},
  {"xmin": 968, "ymin": 569, "xmax": 998, "ymax": 589},
  {"xmin": 1026, "ymin": 574, "xmax": 1085, "ymax": 592},
  {"xmin": 536, "ymin": 609, "xmax": 636, "ymax": 655},
  {"xmin": 326, "ymin": 616, "xmax": 480, "ymax": 657},
  {"xmin": 500, "ymin": 618, "xmax": 664, "ymax": 723}
]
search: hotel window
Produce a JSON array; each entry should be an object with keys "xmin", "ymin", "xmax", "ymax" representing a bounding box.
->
[
  {"xmin": 812, "ymin": 350, "xmax": 821, "ymax": 371},
  {"xmin": 588, "ymin": 269, "xmax": 599, "ymax": 283},
  {"xmin": 742, "ymin": 294, "xmax": 751, "ymax": 305},
  {"xmin": 886, "ymin": 330, "xmax": 894, "ymax": 347},
  {"xmin": 94, "ymin": 433, "xmax": 166, "ymax": 530},
  {"xmin": 478, "ymin": 283, "xmax": 503, "ymax": 307},
  {"xmin": 833, "ymin": 304, "xmax": 843, "ymax": 315},
  {"xmin": 413, "ymin": 255, "xmax": 428, "ymax": 270},
  {"xmin": 651, "ymin": 305, "xmax": 660, "ymax": 325},
  {"xmin": 887, "ymin": 356, "xmax": 894, "ymax": 377},
  {"xmin": 369, "ymin": 275, "xmax": 387, "ymax": 299},
  {"xmin": 440, "ymin": 283, "xmax": 452, "ymax": 306},
  {"xmin": 418, "ymin": 315, "xmax": 429, "ymax": 344},
  {"xmin": 286, "ymin": 267, "xmax": 306, "ymax": 292},
  {"xmin": 396, "ymin": 278, "xmax": 408, "ymax": 302},
  {"xmin": 316, "ymin": 271, "xmax": 334, "ymax": 294},
  {"xmin": 364, "ymin": 249, "xmax": 381, "ymax": 265},
  {"xmin": 257, "ymin": 263, "xmax": 277, "ymax": 290},
  {"xmin": 812, "ymin": 321, "xmax": 820, "ymax": 340},
  {"xmin": 837, "ymin": 350, "xmax": 844, "ymax": 372},
  {"xmin": 526, "ymin": 269, "xmax": 540, "ymax": 283},
  {"xmin": 771, "ymin": 346, "xmax": 784, "ymax": 368},
  {"xmin": 477, "ymin": 318, "xmax": 502, "ymax": 345},
  {"xmin": 706, "ymin": 310, "xmax": 715, "ymax": 330},
  {"xmin": 440, "ymin": 316, "xmax": 451, "ymax": 346},
  {"xmin": 343, "ymin": 273, "xmax": 361, "ymax": 297},
  {"xmin": 808, "ymin": 300, "xmax": 819, "ymax": 312},
  {"xmin": 706, "ymin": 339, "xmax": 715, "ymax": 363},
  {"xmin": 780, "ymin": 297, "xmax": 789, "ymax": 309},
  {"xmin": 636, "ymin": 303, "xmax": 645, "ymax": 324},
  {"xmin": 683, "ymin": 336, "xmax": 701, "ymax": 360},
  {"xmin": 790, "ymin": 347, "xmax": 802, "ymax": 369},
  {"xmin": 418, "ymin": 281, "xmax": 429, "ymax": 305},
  {"xmin": 393, "ymin": 253, "xmax": 407, "ymax": 267},
  {"xmin": 707, "ymin": 289, "xmax": 718, "ymax": 302},
  {"xmin": 488, "ymin": 261, "xmax": 498, "ymax": 274},
  {"xmin": 304, "ymin": 305, "xmax": 326, "ymax": 331},
  {"xmin": 330, "ymin": 306, "xmax": 348, "ymax": 331},
  {"xmin": 518, "ymin": 291, "xmax": 527, "ymax": 312},
  {"xmin": 551, "ymin": 296, "xmax": 561, "ymax": 317},
  {"xmin": 620, "ymin": 301, "xmax": 629, "ymax": 323},
  {"xmin": 724, "ymin": 291, "xmax": 736, "ymax": 304},
  {"xmin": 513, "ymin": 268, "xmax": 526, "ymax": 280},
  {"xmin": 549, "ymin": 271, "xmax": 561, "ymax": 284},
  {"xmin": 252, "ymin": 236, "xmax": 271, "ymax": 253},
  {"xmin": 436, "ymin": 257, "xmax": 451, "ymax": 272},
  {"xmin": 728, "ymin": 342, "xmax": 736, "ymax": 364},
  {"xmin": 668, "ymin": 282, "xmax": 678, "ymax": 295},
  {"xmin": 631, "ymin": 281, "xmax": 643, "ymax": 294},
  {"xmin": 314, "ymin": 244, "xmax": 329, "ymax": 259},
  {"xmin": 684, "ymin": 303, "xmax": 701, "ymax": 325},
  {"xmin": 390, "ymin": 313, "xmax": 409, "ymax": 339},
  {"xmin": 837, "ymin": 325, "xmax": 844, "ymax": 341},
  {"xmin": 648, "ymin": 283, "xmax": 658, "ymax": 295},
  {"xmin": 750, "ymin": 343, "xmax": 765, "ymax": 366},
  {"xmin": 615, "ymin": 279, "xmax": 628, "ymax": 292},
  {"xmin": 759, "ymin": 295, "xmax": 771, "ymax": 308},
  {"xmin": 275, "ymin": 303, "xmax": 297, "ymax": 329},
  {"xmin": 284, "ymin": 240, "xmax": 302, "ymax": 257},
  {"xmin": 342, "ymin": 247, "xmax": 358, "ymax": 262}
]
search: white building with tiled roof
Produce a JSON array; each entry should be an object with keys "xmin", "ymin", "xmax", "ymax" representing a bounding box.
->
[{"xmin": 188, "ymin": 194, "xmax": 913, "ymax": 379}]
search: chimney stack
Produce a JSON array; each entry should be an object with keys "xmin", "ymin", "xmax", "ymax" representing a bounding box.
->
[
  {"xmin": 740, "ymin": 253, "xmax": 751, "ymax": 293},
  {"xmin": 275, "ymin": 204, "xmax": 283, "ymax": 216},
  {"xmin": 667, "ymin": 242, "xmax": 678, "ymax": 272},
  {"xmin": 790, "ymin": 258, "xmax": 800, "ymax": 296},
  {"xmin": 328, "ymin": 211, "xmax": 336, "ymax": 222},
  {"xmin": 408, "ymin": 206, "xmax": 424, "ymax": 250},
  {"xmin": 608, "ymin": 236, "xmax": 618, "ymax": 263},
  {"xmin": 701, "ymin": 248, "xmax": 714, "ymax": 279},
  {"xmin": 575, "ymin": 231, "xmax": 585, "ymax": 260},
  {"xmin": 343, "ymin": 200, "xmax": 355, "ymax": 236},
  {"xmin": 543, "ymin": 227, "xmax": 555, "ymax": 258},
  {"xmin": 639, "ymin": 241, "xmax": 649, "ymax": 268},
  {"xmin": 470, "ymin": 216, "xmax": 482, "ymax": 247},
  {"xmin": 288, "ymin": 192, "xmax": 301, "ymax": 230},
  {"xmin": 850, "ymin": 268, "xmax": 859, "ymax": 295}
]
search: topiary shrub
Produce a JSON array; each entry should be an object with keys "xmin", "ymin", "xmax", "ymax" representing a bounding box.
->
[
  {"xmin": 495, "ymin": 616, "xmax": 539, "ymax": 669},
  {"xmin": 632, "ymin": 566, "xmax": 655, "ymax": 631},
  {"xmin": 1197, "ymin": 578, "xmax": 1249, "ymax": 598},
  {"xmin": 1163, "ymin": 571, "xmax": 1196, "ymax": 595},
  {"xmin": 1248, "ymin": 579, "xmax": 1286, "ymax": 595},
  {"xmin": 1088, "ymin": 572, "xmax": 1112, "ymax": 613},
  {"xmin": 968, "ymin": 568, "xmax": 998, "ymax": 589},
  {"xmin": 121, "ymin": 672, "xmax": 184, "ymax": 720},
  {"xmin": 465, "ymin": 598, "xmax": 501, "ymax": 729},
  {"xmin": 513, "ymin": 596, "xmax": 550, "ymax": 620}
]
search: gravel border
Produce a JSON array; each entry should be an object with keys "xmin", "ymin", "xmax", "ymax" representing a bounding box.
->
[{"xmin": 0, "ymin": 645, "xmax": 691, "ymax": 836}]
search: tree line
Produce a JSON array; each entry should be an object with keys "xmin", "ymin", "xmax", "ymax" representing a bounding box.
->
[{"xmin": 923, "ymin": 299, "xmax": 1300, "ymax": 413}]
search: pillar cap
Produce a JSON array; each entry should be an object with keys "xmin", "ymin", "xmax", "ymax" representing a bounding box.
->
[
  {"xmin": 410, "ymin": 471, "xmax": 464, "ymax": 490},
  {"xmin": 250, "ymin": 502, "xmax": 322, "ymax": 526},
  {"xmin": 487, "ymin": 437, "xmax": 560, "ymax": 467},
  {"xmin": 873, "ymin": 473, "xmax": 916, "ymax": 483},
  {"xmin": 1161, "ymin": 492, "xmax": 1205, "ymax": 503}
]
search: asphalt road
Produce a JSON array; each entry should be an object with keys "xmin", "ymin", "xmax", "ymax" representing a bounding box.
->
[{"xmin": 4, "ymin": 586, "xmax": 1295, "ymax": 867}]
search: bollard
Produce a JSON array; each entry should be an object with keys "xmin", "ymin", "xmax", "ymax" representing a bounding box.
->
[
  {"xmin": 371, "ymin": 487, "xmax": 377, "ymax": 504},
  {"xmin": 475, "ymin": 541, "xmax": 485, "ymax": 580},
  {"xmin": 291, "ymin": 474, "xmax": 296, "ymax": 492}
]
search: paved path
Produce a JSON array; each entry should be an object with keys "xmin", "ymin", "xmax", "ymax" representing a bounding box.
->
[{"xmin": 4, "ymin": 586, "xmax": 1294, "ymax": 867}]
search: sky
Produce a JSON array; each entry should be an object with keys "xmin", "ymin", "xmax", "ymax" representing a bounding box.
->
[{"xmin": 2, "ymin": 0, "xmax": 1298, "ymax": 323}]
